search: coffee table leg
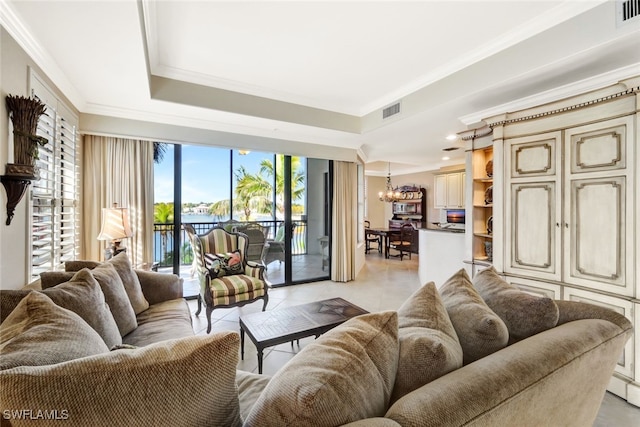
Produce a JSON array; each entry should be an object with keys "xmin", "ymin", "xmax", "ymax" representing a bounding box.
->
[
  {"xmin": 257, "ymin": 348, "xmax": 264, "ymax": 374},
  {"xmin": 240, "ymin": 327, "xmax": 245, "ymax": 360}
]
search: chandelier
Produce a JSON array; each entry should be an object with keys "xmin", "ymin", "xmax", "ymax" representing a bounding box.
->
[{"xmin": 378, "ymin": 163, "xmax": 402, "ymax": 203}]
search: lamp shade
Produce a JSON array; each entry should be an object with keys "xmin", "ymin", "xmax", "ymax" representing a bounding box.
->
[{"xmin": 97, "ymin": 204, "xmax": 133, "ymax": 241}]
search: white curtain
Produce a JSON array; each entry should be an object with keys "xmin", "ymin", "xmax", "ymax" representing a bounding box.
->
[
  {"xmin": 331, "ymin": 161, "xmax": 357, "ymax": 282},
  {"xmin": 82, "ymin": 135, "xmax": 154, "ymax": 266}
]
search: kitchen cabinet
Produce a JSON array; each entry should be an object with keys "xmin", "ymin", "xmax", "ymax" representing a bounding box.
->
[{"xmin": 434, "ymin": 171, "xmax": 465, "ymax": 209}]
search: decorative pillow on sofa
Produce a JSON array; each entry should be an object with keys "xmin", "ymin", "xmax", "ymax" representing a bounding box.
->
[
  {"xmin": 0, "ymin": 269, "xmax": 121, "ymax": 348},
  {"xmin": 439, "ymin": 269, "xmax": 509, "ymax": 365},
  {"xmin": 392, "ymin": 282, "xmax": 463, "ymax": 402},
  {"xmin": 66, "ymin": 252, "xmax": 149, "ymax": 315},
  {"xmin": 0, "ymin": 333, "xmax": 242, "ymax": 427},
  {"xmin": 42, "ymin": 263, "xmax": 138, "ymax": 337},
  {"xmin": 245, "ymin": 311, "xmax": 398, "ymax": 426},
  {"xmin": 0, "ymin": 292, "xmax": 109, "ymax": 370},
  {"xmin": 204, "ymin": 250, "xmax": 245, "ymax": 278},
  {"xmin": 473, "ymin": 266, "xmax": 559, "ymax": 343}
]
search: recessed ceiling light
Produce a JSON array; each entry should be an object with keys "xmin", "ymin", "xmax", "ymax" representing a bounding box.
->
[
  {"xmin": 446, "ymin": 134, "xmax": 457, "ymax": 141},
  {"xmin": 442, "ymin": 156, "xmax": 450, "ymax": 161}
]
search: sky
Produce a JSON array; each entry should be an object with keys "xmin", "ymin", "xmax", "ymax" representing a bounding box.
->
[{"xmin": 154, "ymin": 144, "xmax": 299, "ymax": 205}]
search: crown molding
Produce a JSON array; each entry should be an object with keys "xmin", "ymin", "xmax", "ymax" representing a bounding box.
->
[
  {"xmin": 459, "ymin": 63, "xmax": 640, "ymax": 126},
  {"xmin": 0, "ymin": 0, "xmax": 84, "ymax": 110}
]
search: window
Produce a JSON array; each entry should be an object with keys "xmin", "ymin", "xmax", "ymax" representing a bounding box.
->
[{"xmin": 29, "ymin": 71, "xmax": 79, "ymax": 280}]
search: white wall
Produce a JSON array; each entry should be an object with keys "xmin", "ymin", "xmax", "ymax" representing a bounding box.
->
[{"xmin": 0, "ymin": 28, "xmax": 78, "ymax": 290}]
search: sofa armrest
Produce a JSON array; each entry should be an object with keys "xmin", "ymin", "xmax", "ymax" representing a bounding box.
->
[
  {"xmin": 135, "ymin": 270, "xmax": 183, "ymax": 305},
  {"xmin": 555, "ymin": 300, "xmax": 632, "ymax": 333}
]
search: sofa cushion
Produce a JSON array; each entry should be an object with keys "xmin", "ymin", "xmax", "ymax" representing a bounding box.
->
[
  {"xmin": 122, "ymin": 299, "xmax": 194, "ymax": 347},
  {"xmin": 40, "ymin": 270, "xmax": 75, "ymax": 289},
  {"xmin": 0, "ymin": 292, "xmax": 109, "ymax": 370},
  {"xmin": 0, "ymin": 333, "xmax": 242, "ymax": 427},
  {"xmin": 66, "ymin": 252, "xmax": 149, "ymax": 314},
  {"xmin": 245, "ymin": 311, "xmax": 399, "ymax": 426},
  {"xmin": 439, "ymin": 269, "xmax": 508, "ymax": 364},
  {"xmin": 43, "ymin": 264, "xmax": 138, "ymax": 337},
  {"xmin": 236, "ymin": 370, "xmax": 272, "ymax": 422},
  {"xmin": 473, "ymin": 266, "xmax": 559, "ymax": 342},
  {"xmin": 392, "ymin": 281, "xmax": 463, "ymax": 402},
  {"xmin": 1, "ymin": 269, "xmax": 122, "ymax": 348}
]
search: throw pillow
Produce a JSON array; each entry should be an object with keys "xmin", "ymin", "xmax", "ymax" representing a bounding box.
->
[
  {"xmin": 205, "ymin": 250, "xmax": 245, "ymax": 278},
  {"xmin": 66, "ymin": 252, "xmax": 149, "ymax": 315},
  {"xmin": 0, "ymin": 269, "xmax": 121, "ymax": 349},
  {"xmin": 0, "ymin": 333, "xmax": 241, "ymax": 427},
  {"xmin": 245, "ymin": 311, "xmax": 399, "ymax": 426},
  {"xmin": 439, "ymin": 268, "xmax": 509, "ymax": 365},
  {"xmin": 392, "ymin": 282, "xmax": 463, "ymax": 402},
  {"xmin": 42, "ymin": 264, "xmax": 138, "ymax": 337},
  {"xmin": 0, "ymin": 292, "xmax": 109, "ymax": 370},
  {"xmin": 90, "ymin": 263, "xmax": 138, "ymax": 336},
  {"xmin": 473, "ymin": 266, "xmax": 559, "ymax": 343}
]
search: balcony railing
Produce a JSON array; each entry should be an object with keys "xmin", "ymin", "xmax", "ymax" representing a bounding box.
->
[{"xmin": 153, "ymin": 219, "xmax": 308, "ymax": 268}]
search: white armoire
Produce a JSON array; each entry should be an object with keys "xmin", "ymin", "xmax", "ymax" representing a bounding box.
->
[{"xmin": 466, "ymin": 76, "xmax": 640, "ymax": 406}]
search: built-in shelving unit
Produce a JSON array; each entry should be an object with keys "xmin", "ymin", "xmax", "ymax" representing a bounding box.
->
[{"xmin": 471, "ymin": 146, "xmax": 493, "ymax": 264}]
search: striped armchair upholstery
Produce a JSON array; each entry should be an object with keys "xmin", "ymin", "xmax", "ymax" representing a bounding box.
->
[{"xmin": 184, "ymin": 225, "xmax": 269, "ymax": 333}]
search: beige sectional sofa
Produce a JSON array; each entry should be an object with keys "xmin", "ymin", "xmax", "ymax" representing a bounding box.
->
[{"xmin": 0, "ymin": 259, "xmax": 633, "ymax": 427}]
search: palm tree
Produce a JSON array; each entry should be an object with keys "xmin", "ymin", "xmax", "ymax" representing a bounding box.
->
[
  {"xmin": 153, "ymin": 202, "xmax": 174, "ymax": 265},
  {"xmin": 208, "ymin": 155, "xmax": 305, "ymax": 223},
  {"xmin": 258, "ymin": 155, "xmax": 305, "ymax": 217}
]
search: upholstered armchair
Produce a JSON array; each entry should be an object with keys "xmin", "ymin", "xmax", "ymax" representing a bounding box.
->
[{"xmin": 184, "ymin": 225, "xmax": 269, "ymax": 333}]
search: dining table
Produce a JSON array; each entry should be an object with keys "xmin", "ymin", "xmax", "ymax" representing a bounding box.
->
[{"xmin": 365, "ymin": 228, "xmax": 396, "ymax": 259}]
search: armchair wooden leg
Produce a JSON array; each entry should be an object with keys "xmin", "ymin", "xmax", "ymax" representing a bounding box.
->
[
  {"xmin": 195, "ymin": 294, "xmax": 202, "ymax": 316},
  {"xmin": 206, "ymin": 306, "xmax": 213, "ymax": 334},
  {"xmin": 262, "ymin": 294, "xmax": 269, "ymax": 311}
]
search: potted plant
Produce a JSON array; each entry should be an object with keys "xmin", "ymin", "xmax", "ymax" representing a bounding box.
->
[{"xmin": 5, "ymin": 94, "xmax": 48, "ymax": 178}]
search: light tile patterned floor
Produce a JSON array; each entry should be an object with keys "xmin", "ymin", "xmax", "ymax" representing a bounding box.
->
[{"xmin": 182, "ymin": 254, "xmax": 640, "ymax": 425}]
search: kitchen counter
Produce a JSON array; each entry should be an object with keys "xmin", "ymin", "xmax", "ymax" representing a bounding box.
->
[
  {"xmin": 418, "ymin": 228, "xmax": 470, "ymax": 287},
  {"xmin": 424, "ymin": 223, "xmax": 465, "ymax": 233}
]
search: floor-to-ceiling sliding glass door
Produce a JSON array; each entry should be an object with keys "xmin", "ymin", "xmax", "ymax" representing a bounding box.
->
[
  {"xmin": 153, "ymin": 145, "xmax": 331, "ymax": 288},
  {"xmin": 289, "ymin": 157, "xmax": 331, "ymax": 284}
]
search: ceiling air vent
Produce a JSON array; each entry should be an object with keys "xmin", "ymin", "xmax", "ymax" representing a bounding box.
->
[
  {"xmin": 617, "ymin": 0, "xmax": 640, "ymax": 26},
  {"xmin": 382, "ymin": 102, "xmax": 401, "ymax": 119},
  {"xmin": 442, "ymin": 147, "xmax": 460, "ymax": 152}
]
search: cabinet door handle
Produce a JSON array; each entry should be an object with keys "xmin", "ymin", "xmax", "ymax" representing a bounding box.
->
[
  {"xmin": 556, "ymin": 223, "xmax": 560, "ymax": 228},
  {"xmin": 565, "ymin": 222, "xmax": 569, "ymax": 229}
]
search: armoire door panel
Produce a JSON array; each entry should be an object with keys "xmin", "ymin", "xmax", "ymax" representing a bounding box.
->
[
  {"xmin": 570, "ymin": 124, "xmax": 626, "ymax": 174},
  {"xmin": 511, "ymin": 139, "xmax": 556, "ymax": 178},
  {"xmin": 509, "ymin": 182, "xmax": 558, "ymax": 276},
  {"xmin": 566, "ymin": 176, "xmax": 628, "ymax": 291}
]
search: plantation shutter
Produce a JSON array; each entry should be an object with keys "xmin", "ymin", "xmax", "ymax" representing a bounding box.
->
[{"xmin": 30, "ymin": 72, "xmax": 79, "ymax": 280}]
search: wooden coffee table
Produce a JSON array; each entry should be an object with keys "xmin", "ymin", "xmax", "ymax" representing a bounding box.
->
[{"xmin": 239, "ymin": 297, "xmax": 368, "ymax": 374}]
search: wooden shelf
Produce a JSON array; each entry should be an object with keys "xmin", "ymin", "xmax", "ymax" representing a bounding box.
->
[
  {"xmin": 474, "ymin": 204, "xmax": 493, "ymax": 208},
  {"xmin": 473, "ymin": 178, "xmax": 493, "ymax": 183},
  {"xmin": 474, "ymin": 233, "xmax": 493, "ymax": 238},
  {"xmin": 472, "ymin": 258, "xmax": 493, "ymax": 266}
]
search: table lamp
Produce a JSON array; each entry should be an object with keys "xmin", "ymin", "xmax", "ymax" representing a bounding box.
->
[{"xmin": 97, "ymin": 203, "xmax": 133, "ymax": 260}]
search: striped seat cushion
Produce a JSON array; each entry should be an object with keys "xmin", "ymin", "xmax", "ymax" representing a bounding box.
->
[
  {"xmin": 209, "ymin": 274, "xmax": 265, "ymax": 299},
  {"xmin": 212, "ymin": 288, "xmax": 267, "ymax": 307}
]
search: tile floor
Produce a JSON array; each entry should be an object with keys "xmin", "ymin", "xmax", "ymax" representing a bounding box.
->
[{"xmin": 184, "ymin": 255, "xmax": 640, "ymax": 425}]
